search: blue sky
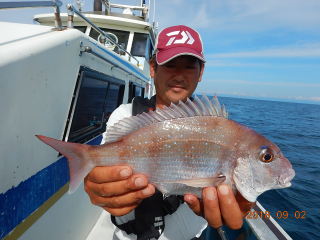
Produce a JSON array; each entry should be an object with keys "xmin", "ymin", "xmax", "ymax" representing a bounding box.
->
[{"xmin": 1, "ymin": 0, "xmax": 319, "ymax": 104}]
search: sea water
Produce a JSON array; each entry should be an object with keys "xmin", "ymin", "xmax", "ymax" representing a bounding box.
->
[{"xmin": 215, "ymin": 96, "xmax": 320, "ymax": 240}]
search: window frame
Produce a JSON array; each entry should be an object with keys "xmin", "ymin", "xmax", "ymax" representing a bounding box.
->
[
  {"xmin": 62, "ymin": 66, "xmax": 125, "ymax": 144},
  {"xmin": 89, "ymin": 27, "xmax": 130, "ymax": 55},
  {"xmin": 128, "ymin": 81, "xmax": 145, "ymax": 103}
]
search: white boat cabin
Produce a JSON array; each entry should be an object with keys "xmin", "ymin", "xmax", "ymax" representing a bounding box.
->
[{"xmin": 0, "ymin": 1, "xmax": 156, "ymax": 239}]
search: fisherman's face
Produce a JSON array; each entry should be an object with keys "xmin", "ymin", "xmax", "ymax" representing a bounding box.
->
[{"xmin": 150, "ymin": 55, "xmax": 204, "ymax": 108}]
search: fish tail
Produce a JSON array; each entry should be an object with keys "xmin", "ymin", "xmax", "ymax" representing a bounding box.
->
[{"xmin": 36, "ymin": 135, "xmax": 94, "ymax": 194}]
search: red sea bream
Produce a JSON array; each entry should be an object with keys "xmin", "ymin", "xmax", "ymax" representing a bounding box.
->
[{"xmin": 37, "ymin": 94, "xmax": 295, "ymax": 202}]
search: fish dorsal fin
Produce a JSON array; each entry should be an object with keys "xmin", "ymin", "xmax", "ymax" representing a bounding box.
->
[
  {"xmin": 103, "ymin": 93, "xmax": 228, "ymax": 144},
  {"xmin": 211, "ymin": 93, "xmax": 222, "ymax": 117}
]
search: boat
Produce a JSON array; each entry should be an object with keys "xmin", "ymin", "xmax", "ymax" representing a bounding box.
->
[{"xmin": 0, "ymin": 1, "xmax": 293, "ymax": 239}]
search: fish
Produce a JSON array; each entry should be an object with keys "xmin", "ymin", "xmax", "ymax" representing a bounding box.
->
[{"xmin": 37, "ymin": 94, "xmax": 295, "ymax": 202}]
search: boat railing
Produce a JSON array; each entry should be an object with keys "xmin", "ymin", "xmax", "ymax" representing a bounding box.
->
[
  {"xmin": 0, "ymin": 0, "xmax": 63, "ymax": 30},
  {"xmin": 66, "ymin": 3, "xmax": 140, "ymax": 67},
  {"xmin": 0, "ymin": 1, "xmax": 140, "ymax": 66},
  {"xmin": 80, "ymin": 45, "xmax": 147, "ymax": 83}
]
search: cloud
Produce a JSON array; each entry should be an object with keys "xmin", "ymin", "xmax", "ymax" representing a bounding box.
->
[
  {"xmin": 2, "ymin": 0, "xmax": 319, "ymax": 34},
  {"xmin": 208, "ymin": 44, "xmax": 320, "ymax": 58},
  {"xmin": 309, "ymin": 96, "xmax": 320, "ymax": 102},
  {"xmin": 283, "ymin": 96, "xmax": 320, "ymax": 102},
  {"xmin": 154, "ymin": 0, "xmax": 320, "ymax": 33}
]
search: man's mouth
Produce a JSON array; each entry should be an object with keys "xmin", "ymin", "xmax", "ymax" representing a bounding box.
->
[{"xmin": 169, "ymin": 85, "xmax": 185, "ymax": 92}]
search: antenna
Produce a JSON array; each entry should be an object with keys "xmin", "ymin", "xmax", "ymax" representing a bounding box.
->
[
  {"xmin": 147, "ymin": 0, "xmax": 150, "ymax": 21},
  {"xmin": 153, "ymin": 0, "xmax": 155, "ymax": 23}
]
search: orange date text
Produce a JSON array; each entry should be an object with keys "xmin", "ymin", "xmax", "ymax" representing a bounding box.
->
[{"xmin": 246, "ymin": 211, "xmax": 306, "ymax": 219}]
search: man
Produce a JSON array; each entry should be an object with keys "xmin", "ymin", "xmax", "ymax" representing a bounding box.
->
[{"xmin": 84, "ymin": 25, "xmax": 254, "ymax": 239}]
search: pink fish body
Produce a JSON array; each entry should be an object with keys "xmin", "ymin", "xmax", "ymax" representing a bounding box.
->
[{"xmin": 37, "ymin": 94, "xmax": 295, "ymax": 202}]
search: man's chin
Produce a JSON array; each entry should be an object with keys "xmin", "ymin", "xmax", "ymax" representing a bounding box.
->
[{"xmin": 166, "ymin": 92, "xmax": 188, "ymax": 105}]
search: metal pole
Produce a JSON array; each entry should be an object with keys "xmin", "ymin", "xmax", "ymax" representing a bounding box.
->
[
  {"xmin": 153, "ymin": 0, "xmax": 155, "ymax": 24},
  {"xmin": 217, "ymin": 227, "xmax": 228, "ymax": 240},
  {"xmin": 0, "ymin": 1, "xmax": 63, "ymax": 30},
  {"xmin": 66, "ymin": 4, "xmax": 139, "ymax": 66},
  {"xmin": 66, "ymin": 3, "xmax": 74, "ymax": 28},
  {"xmin": 0, "ymin": 1, "xmax": 62, "ymax": 10},
  {"xmin": 52, "ymin": 0, "xmax": 62, "ymax": 30}
]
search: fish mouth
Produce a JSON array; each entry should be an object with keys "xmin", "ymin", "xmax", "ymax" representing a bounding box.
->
[{"xmin": 278, "ymin": 169, "xmax": 295, "ymax": 188}]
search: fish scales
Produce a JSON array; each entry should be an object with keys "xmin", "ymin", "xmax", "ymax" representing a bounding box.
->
[
  {"xmin": 36, "ymin": 94, "xmax": 295, "ymax": 202},
  {"xmin": 89, "ymin": 117, "xmax": 251, "ymax": 194}
]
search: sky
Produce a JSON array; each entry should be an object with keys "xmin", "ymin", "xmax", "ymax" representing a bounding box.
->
[{"xmin": 1, "ymin": 0, "xmax": 320, "ymax": 104}]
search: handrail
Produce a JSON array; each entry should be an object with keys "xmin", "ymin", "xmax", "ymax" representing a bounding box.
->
[
  {"xmin": 0, "ymin": 1, "xmax": 63, "ymax": 30},
  {"xmin": 81, "ymin": 46, "xmax": 146, "ymax": 83},
  {"xmin": 0, "ymin": 1, "xmax": 62, "ymax": 10},
  {"xmin": 66, "ymin": 3, "xmax": 139, "ymax": 67}
]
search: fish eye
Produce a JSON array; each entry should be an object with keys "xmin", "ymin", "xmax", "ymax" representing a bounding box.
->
[
  {"xmin": 260, "ymin": 150, "xmax": 274, "ymax": 163},
  {"xmin": 259, "ymin": 148, "xmax": 274, "ymax": 163}
]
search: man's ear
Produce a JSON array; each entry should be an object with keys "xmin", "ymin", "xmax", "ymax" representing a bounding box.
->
[
  {"xmin": 198, "ymin": 63, "xmax": 205, "ymax": 82},
  {"xmin": 150, "ymin": 59, "xmax": 156, "ymax": 78}
]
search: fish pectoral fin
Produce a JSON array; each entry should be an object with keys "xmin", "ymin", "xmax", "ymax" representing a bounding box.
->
[{"xmin": 162, "ymin": 176, "xmax": 226, "ymax": 188}]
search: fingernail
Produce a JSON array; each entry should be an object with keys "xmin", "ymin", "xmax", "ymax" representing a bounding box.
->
[
  {"xmin": 142, "ymin": 187, "xmax": 153, "ymax": 196},
  {"xmin": 120, "ymin": 168, "xmax": 131, "ymax": 178},
  {"xmin": 135, "ymin": 177, "xmax": 146, "ymax": 188},
  {"xmin": 218, "ymin": 185, "xmax": 230, "ymax": 195},
  {"xmin": 204, "ymin": 188, "xmax": 216, "ymax": 200},
  {"xmin": 184, "ymin": 196, "xmax": 193, "ymax": 205}
]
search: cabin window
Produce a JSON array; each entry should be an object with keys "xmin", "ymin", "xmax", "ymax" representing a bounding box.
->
[
  {"xmin": 147, "ymin": 38, "xmax": 154, "ymax": 61},
  {"xmin": 89, "ymin": 28, "xmax": 130, "ymax": 55},
  {"xmin": 128, "ymin": 82, "xmax": 145, "ymax": 103},
  {"xmin": 64, "ymin": 68, "xmax": 125, "ymax": 143},
  {"xmin": 74, "ymin": 26, "xmax": 87, "ymax": 33},
  {"xmin": 131, "ymin": 33, "xmax": 149, "ymax": 58},
  {"xmin": 104, "ymin": 84, "xmax": 125, "ymax": 122},
  {"xmin": 135, "ymin": 86, "xmax": 144, "ymax": 98}
]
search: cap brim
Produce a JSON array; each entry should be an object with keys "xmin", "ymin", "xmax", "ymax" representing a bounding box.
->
[{"xmin": 156, "ymin": 47, "xmax": 206, "ymax": 65}]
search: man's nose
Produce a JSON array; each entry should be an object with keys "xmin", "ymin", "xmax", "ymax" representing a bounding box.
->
[{"xmin": 174, "ymin": 67, "xmax": 185, "ymax": 81}]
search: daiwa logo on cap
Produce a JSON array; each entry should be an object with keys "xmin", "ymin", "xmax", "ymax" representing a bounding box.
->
[
  {"xmin": 166, "ymin": 31, "xmax": 195, "ymax": 46},
  {"xmin": 154, "ymin": 25, "xmax": 206, "ymax": 65}
]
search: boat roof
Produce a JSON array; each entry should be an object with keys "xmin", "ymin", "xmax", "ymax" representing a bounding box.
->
[
  {"xmin": 0, "ymin": 21, "xmax": 53, "ymax": 45},
  {"xmin": 35, "ymin": 11, "xmax": 152, "ymax": 31}
]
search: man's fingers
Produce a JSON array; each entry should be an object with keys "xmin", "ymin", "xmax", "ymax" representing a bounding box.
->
[
  {"xmin": 184, "ymin": 194, "xmax": 203, "ymax": 217},
  {"xmin": 217, "ymin": 185, "xmax": 243, "ymax": 230},
  {"xmin": 203, "ymin": 187, "xmax": 223, "ymax": 229},
  {"xmin": 85, "ymin": 174, "xmax": 149, "ymax": 197},
  {"xmin": 103, "ymin": 204, "xmax": 140, "ymax": 217},
  {"xmin": 86, "ymin": 165, "xmax": 132, "ymax": 183},
  {"xmin": 90, "ymin": 184, "xmax": 155, "ymax": 208}
]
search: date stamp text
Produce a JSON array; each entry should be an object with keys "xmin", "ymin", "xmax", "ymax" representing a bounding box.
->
[{"xmin": 246, "ymin": 211, "xmax": 306, "ymax": 219}]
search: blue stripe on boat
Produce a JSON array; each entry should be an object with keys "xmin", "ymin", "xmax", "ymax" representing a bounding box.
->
[{"xmin": 0, "ymin": 136, "xmax": 103, "ymax": 239}]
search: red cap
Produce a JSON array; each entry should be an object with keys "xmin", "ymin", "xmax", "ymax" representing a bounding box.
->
[{"xmin": 154, "ymin": 25, "xmax": 205, "ymax": 65}]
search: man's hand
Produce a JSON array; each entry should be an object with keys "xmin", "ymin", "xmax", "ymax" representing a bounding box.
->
[
  {"xmin": 184, "ymin": 185, "xmax": 255, "ymax": 230},
  {"xmin": 84, "ymin": 166, "xmax": 155, "ymax": 216}
]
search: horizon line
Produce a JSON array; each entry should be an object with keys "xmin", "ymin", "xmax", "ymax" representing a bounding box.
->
[{"xmin": 193, "ymin": 92, "xmax": 320, "ymax": 105}]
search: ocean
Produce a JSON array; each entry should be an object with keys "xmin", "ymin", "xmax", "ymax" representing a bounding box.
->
[{"xmin": 211, "ymin": 95, "xmax": 320, "ymax": 240}]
